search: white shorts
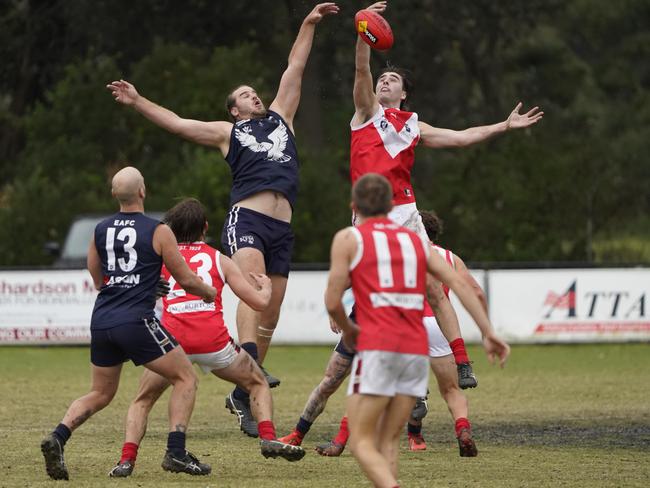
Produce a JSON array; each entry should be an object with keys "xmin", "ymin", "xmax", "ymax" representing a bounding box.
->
[
  {"xmin": 352, "ymin": 203, "xmax": 428, "ymax": 242},
  {"xmin": 348, "ymin": 350, "xmax": 429, "ymax": 398},
  {"xmin": 187, "ymin": 340, "xmax": 240, "ymax": 373},
  {"xmin": 423, "ymin": 316, "xmax": 453, "ymax": 358},
  {"xmin": 388, "ymin": 203, "xmax": 428, "ymax": 242}
]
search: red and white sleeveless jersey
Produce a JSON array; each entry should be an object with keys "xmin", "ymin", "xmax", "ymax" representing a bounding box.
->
[
  {"xmin": 423, "ymin": 244, "xmax": 456, "ymax": 319},
  {"xmin": 350, "ymin": 106, "xmax": 420, "ymax": 206},
  {"xmin": 161, "ymin": 242, "xmax": 230, "ymax": 355},
  {"xmin": 349, "ymin": 217, "xmax": 429, "ymax": 355}
]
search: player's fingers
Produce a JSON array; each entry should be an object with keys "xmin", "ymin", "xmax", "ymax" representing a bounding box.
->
[
  {"xmin": 525, "ymin": 106, "xmax": 540, "ymax": 116},
  {"xmin": 514, "ymin": 101, "xmax": 523, "ymax": 113}
]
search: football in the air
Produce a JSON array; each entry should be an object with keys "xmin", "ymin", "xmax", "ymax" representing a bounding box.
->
[{"xmin": 354, "ymin": 9, "xmax": 394, "ymax": 51}]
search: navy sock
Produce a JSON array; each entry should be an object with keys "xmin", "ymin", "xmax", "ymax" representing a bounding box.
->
[
  {"xmin": 53, "ymin": 423, "xmax": 71, "ymax": 446},
  {"xmin": 296, "ymin": 417, "xmax": 313, "ymax": 436},
  {"xmin": 233, "ymin": 342, "xmax": 258, "ymax": 401},
  {"xmin": 240, "ymin": 342, "xmax": 259, "ymax": 361},
  {"xmin": 167, "ymin": 431, "xmax": 186, "ymax": 457},
  {"xmin": 233, "ymin": 385, "xmax": 249, "ymax": 401},
  {"xmin": 407, "ymin": 422, "xmax": 422, "ymax": 435}
]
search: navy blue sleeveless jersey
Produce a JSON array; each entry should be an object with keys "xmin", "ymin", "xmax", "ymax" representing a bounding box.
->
[
  {"xmin": 90, "ymin": 212, "xmax": 162, "ymax": 329},
  {"xmin": 226, "ymin": 110, "xmax": 300, "ymax": 208}
]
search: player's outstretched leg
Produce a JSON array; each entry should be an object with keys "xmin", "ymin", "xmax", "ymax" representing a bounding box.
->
[
  {"xmin": 216, "ymin": 347, "xmax": 305, "ymax": 461},
  {"xmin": 279, "ymin": 342, "xmax": 354, "ymax": 447}
]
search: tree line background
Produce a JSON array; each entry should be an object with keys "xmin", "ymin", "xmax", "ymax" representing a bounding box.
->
[{"xmin": 1, "ymin": 0, "xmax": 648, "ymax": 266}]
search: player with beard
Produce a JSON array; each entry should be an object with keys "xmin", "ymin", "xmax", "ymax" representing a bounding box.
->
[{"xmin": 107, "ymin": 2, "xmax": 340, "ymax": 438}]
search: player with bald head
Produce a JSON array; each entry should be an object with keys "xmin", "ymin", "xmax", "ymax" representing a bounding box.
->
[
  {"xmin": 107, "ymin": 3, "xmax": 339, "ymax": 437},
  {"xmin": 41, "ymin": 166, "xmax": 218, "ymax": 480},
  {"xmin": 111, "ymin": 166, "xmax": 145, "ymax": 204}
]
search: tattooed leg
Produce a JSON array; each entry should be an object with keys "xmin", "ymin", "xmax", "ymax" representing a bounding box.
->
[{"xmin": 301, "ymin": 352, "xmax": 353, "ymax": 423}]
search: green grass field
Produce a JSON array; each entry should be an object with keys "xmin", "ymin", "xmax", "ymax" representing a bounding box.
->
[{"xmin": 1, "ymin": 344, "xmax": 649, "ymax": 487}]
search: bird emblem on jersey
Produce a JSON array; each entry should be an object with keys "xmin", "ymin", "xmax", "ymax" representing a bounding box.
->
[{"xmin": 234, "ymin": 121, "xmax": 291, "ymax": 163}]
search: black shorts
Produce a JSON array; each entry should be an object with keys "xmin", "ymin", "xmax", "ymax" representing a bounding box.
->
[
  {"xmin": 221, "ymin": 206, "xmax": 294, "ymax": 277},
  {"xmin": 334, "ymin": 305, "xmax": 357, "ymax": 360},
  {"xmin": 90, "ymin": 317, "xmax": 179, "ymax": 367}
]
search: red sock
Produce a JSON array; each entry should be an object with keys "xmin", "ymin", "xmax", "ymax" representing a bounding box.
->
[
  {"xmin": 449, "ymin": 338, "xmax": 470, "ymax": 364},
  {"xmin": 258, "ymin": 420, "xmax": 276, "ymax": 441},
  {"xmin": 455, "ymin": 417, "xmax": 471, "ymax": 438},
  {"xmin": 333, "ymin": 416, "xmax": 349, "ymax": 446},
  {"xmin": 120, "ymin": 442, "xmax": 139, "ymax": 463}
]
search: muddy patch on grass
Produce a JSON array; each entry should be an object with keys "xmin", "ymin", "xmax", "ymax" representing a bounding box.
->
[{"xmin": 424, "ymin": 421, "xmax": 650, "ymax": 450}]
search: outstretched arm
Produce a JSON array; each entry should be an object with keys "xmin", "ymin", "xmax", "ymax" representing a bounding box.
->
[
  {"xmin": 269, "ymin": 3, "xmax": 339, "ymax": 130},
  {"xmin": 419, "ymin": 102, "xmax": 543, "ymax": 148},
  {"xmin": 351, "ymin": 1, "xmax": 386, "ymax": 126},
  {"xmin": 107, "ymin": 79, "xmax": 232, "ymax": 155},
  {"xmin": 220, "ymin": 254, "xmax": 271, "ymax": 312},
  {"xmin": 426, "ymin": 250, "xmax": 510, "ymax": 366}
]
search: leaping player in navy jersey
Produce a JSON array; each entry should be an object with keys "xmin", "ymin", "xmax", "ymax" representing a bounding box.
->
[
  {"xmin": 107, "ymin": 2, "xmax": 340, "ymax": 437},
  {"xmin": 350, "ymin": 1, "xmax": 541, "ymax": 384}
]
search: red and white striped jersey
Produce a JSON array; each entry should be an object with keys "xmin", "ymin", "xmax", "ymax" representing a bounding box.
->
[
  {"xmin": 423, "ymin": 244, "xmax": 456, "ymax": 319},
  {"xmin": 161, "ymin": 242, "xmax": 230, "ymax": 354},
  {"xmin": 351, "ymin": 106, "xmax": 420, "ymax": 206},
  {"xmin": 349, "ymin": 217, "xmax": 429, "ymax": 355}
]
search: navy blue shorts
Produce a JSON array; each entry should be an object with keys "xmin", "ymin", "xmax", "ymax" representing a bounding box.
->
[
  {"xmin": 221, "ymin": 206, "xmax": 294, "ymax": 277},
  {"xmin": 90, "ymin": 317, "xmax": 179, "ymax": 367},
  {"xmin": 334, "ymin": 305, "xmax": 357, "ymax": 359}
]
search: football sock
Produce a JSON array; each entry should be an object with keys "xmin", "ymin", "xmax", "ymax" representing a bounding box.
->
[
  {"xmin": 233, "ymin": 342, "xmax": 259, "ymax": 401},
  {"xmin": 455, "ymin": 417, "xmax": 472, "ymax": 437},
  {"xmin": 333, "ymin": 416, "xmax": 349, "ymax": 446},
  {"xmin": 449, "ymin": 338, "xmax": 470, "ymax": 364},
  {"xmin": 167, "ymin": 431, "xmax": 186, "ymax": 458},
  {"xmin": 407, "ymin": 422, "xmax": 422, "ymax": 435},
  {"xmin": 241, "ymin": 342, "xmax": 259, "ymax": 361},
  {"xmin": 258, "ymin": 420, "xmax": 276, "ymax": 441},
  {"xmin": 120, "ymin": 442, "xmax": 139, "ymax": 463},
  {"xmin": 296, "ymin": 417, "xmax": 312, "ymax": 437},
  {"xmin": 53, "ymin": 423, "xmax": 71, "ymax": 446},
  {"xmin": 232, "ymin": 385, "xmax": 249, "ymax": 401}
]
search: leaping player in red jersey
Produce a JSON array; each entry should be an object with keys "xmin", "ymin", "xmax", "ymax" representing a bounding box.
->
[
  {"xmin": 325, "ymin": 174, "xmax": 501, "ymax": 488},
  {"xmin": 351, "ymin": 1, "xmax": 541, "ymax": 384},
  {"xmin": 108, "ymin": 199, "xmax": 305, "ymax": 478}
]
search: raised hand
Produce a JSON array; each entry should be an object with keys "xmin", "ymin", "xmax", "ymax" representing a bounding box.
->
[
  {"xmin": 482, "ymin": 333, "xmax": 511, "ymax": 368},
  {"xmin": 106, "ymin": 79, "xmax": 140, "ymax": 106},
  {"xmin": 506, "ymin": 102, "xmax": 544, "ymax": 130},
  {"xmin": 305, "ymin": 2, "xmax": 340, "ymax": 24},
  {"xmin": 366, "ymin": 1, "xmax": 387, "ymax": 13}
]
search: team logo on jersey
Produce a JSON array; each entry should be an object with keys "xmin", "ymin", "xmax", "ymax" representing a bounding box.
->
[
  {"xmin": 235, "ymin": 121, "xmax": 291, "ymax": 163},
  {"xmin": 239, "ymin": 235, "xmax": 255, "ymax": 245},
  {"xmin": 380, "ymin": 119, "xmax": 388, "ymax": 131}
]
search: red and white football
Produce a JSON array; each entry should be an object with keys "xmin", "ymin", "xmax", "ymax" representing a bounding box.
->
[{"xmin": 354, "ymin": 9, "xmax": 394, "ymax": 51}]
